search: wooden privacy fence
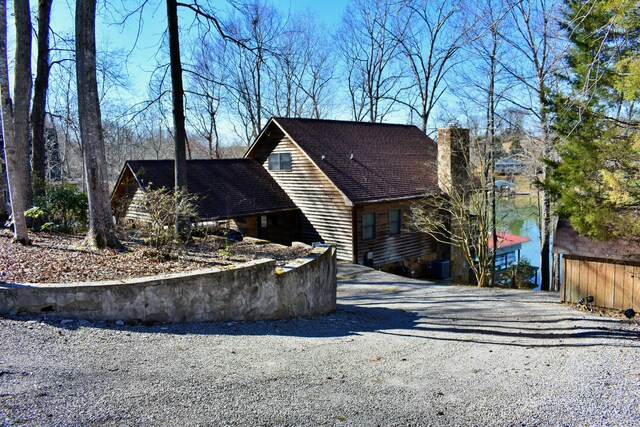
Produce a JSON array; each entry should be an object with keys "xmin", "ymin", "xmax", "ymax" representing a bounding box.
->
[{"xmin": 561, "ymin": 256, "xmax": 639, "ymax": 311}]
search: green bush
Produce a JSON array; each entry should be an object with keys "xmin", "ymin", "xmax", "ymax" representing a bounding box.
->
[
  {"xmin": 506, "ymin": 258, "xmax": 537, "ymax": 289},
  {"xmin": 25, "ymin": 182, "xmax": 88, "ymax": 233}
]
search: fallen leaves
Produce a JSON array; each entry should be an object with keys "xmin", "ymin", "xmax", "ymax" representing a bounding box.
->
[{"xmin": 0, "ymin": 229, "xmax": 309, "ymax": 284}]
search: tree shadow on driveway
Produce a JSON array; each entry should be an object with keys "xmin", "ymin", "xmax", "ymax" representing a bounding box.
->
[
  {"xmin": 6, "ymin": 303, "xmax": 421, "ymax": 339},
  {"xmin": 13, "ymin": 299, "xmax": 638, "ymax": 348},
  {"xmin": 335, "ymin": 271, "xmax": 639, "ymax": 348}
]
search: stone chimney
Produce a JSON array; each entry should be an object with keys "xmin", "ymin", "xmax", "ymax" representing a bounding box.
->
[{"xmin": 437, "ymin": 127, "xmax": 470, "ymax": 195}]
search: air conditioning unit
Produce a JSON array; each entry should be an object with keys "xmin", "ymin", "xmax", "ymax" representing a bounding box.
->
[
  {"xmin": 429, "ymin": 260, "xmax": 450, "ymax": 280},
  {"xmin": 364, "ymin": 251, "xmax": 374, "ymax": 267}
]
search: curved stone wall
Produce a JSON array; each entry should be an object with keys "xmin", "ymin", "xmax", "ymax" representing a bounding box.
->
[{"xmin": 0, "ymin": 244, "xmax": 337, "ymax": 323}]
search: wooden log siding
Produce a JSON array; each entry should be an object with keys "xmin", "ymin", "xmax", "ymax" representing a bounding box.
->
[
  {"xmin": 122, "ymin": 187, "xmax": 152, "ymax": 224},
  {"xmin": 232, "ymin": 216, "xmax": 258, "ymax": 238},
  {"xmin": 262, "ymin": 136, "xmax": 354, "ymax": 261},
  {"xmin": 355, "ymin": 200, "xmax": 437, "ymax": 266},
  {"xmin": 561, "ymin": 256, "xmax": 640, "ymax": 311}
]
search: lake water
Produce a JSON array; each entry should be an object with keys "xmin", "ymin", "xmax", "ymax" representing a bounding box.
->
[
  {"xmin": 498, "ymin": 195, "xmax": 549, "ymax": 290},
  {"xmin": 515, "ymin": 217, "xmax": 542, "ymax": 289}
]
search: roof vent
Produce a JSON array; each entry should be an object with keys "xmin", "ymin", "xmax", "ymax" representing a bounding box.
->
[
  {"xmin": 321, "ymin": 155, "xmax": 326, "ymax": 161},
  {"xmin": 350, "ymin": 153, "xmax": 354, "ymax": 160}
]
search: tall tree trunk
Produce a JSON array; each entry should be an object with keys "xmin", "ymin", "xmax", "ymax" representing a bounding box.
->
[
  {"xmin": 31, "ymin": 0, "xmax": 53, "ymax": 199},
  {"xmin": 488, "ymin": 23, "xmax": 498, "ymax": 287},
  {"xmin": 538, "ymin": 86, "xmax": 551, "ymax": 291},
  {"xmin": 166, "ymin": 0, "xmax": 188, "ymax": 235},
  {"xmin": 13, "ymin": 0, "xmax": 32, "ymax": 209},
  {"xmin": 539, "ymin": 184, "xmax": 551, "ymax": 290},
  {"xmin": 0, "ymin": 0, "xmax": 31, "ymax": 244},
  {"xmin": 166, "ymin": 0, "xmax": 187, "ymax": 191},
  {"xmin": 48, "ymin": 122, "xmax": 61, "ymax": 181},
  {"xmin": 75, "ymin": 0, "xmax": 121, "ymax": 249}
]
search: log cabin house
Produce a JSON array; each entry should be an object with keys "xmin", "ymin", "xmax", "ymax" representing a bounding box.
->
[
  {"xmin": 553, "ymin": 219, "xmax": 640, "ymax": 311},
  {"xmin": 113, "ymin": 118, "xmax": 470, "ymax": 272},
  {"xmin": 111, "ymin": 159, "xmax": 300, "ymax": 244}
]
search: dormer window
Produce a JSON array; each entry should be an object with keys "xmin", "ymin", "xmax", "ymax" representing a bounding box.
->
[{"xmin": 268, "ymin": 152, "xmax": 292, "ymax": 171}]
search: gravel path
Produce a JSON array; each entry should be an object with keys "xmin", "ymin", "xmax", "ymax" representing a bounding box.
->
[{"xmin": 1, "ymin": 267, "xmax": 639, "ymax": 426}]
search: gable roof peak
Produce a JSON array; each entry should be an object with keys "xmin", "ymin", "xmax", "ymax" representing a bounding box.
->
[{"xmin": 249, "ymin": 117, "xmax": 441, "ymax": 204}]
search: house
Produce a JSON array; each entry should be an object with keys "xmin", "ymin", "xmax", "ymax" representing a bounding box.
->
[
  {"xmin": 112, "ymin": 159, "xmax": 300, "ymax": 244},
  {"xmin": 113, "ymin": 118, "xmax": 470, "ymax": 271},
  {"xmin": 552, "ymin": 219, "xmax": 640, "ymax": 311},
  {"xmin": 495, "ymin": 155, "xmax": 527, "ymax": 174},
  {"xmin": 489, "ymin": 232, "xmax": 530, "ymax": 270},
  {"xmin": 244, "ymin": 118, "xmax": 467, "ymax": 267},
  {"xmin": 494, "ymin": 179, "xmax": 516, "ymax": 195}
]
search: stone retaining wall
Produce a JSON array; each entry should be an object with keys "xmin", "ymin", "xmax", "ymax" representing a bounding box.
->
[{"xmin": 0, "ymin": 244, "xmax": 337, "ymax": 323}]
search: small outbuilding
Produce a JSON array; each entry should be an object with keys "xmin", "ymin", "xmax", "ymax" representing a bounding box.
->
[
  {"xmin": 552, "ymin": 220, "xmax": 640, "ymax": 311},
  {"xmin": 489, "ymin": 232, "xmax": 530, "ymax": 270}
]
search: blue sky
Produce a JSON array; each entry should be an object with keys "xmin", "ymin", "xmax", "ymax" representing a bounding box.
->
[
  {"xmin": 46, "ymin": 0, "xmax": 351, "ymax": 99},
  {"xmin": 281, "ymin": 0, "xmax": 349, "ymax": 26}
]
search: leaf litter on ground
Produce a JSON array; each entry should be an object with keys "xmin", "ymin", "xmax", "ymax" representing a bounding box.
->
[{"xmin": 0, "ymin": 228, "xmax": 310, "ymax": 284}]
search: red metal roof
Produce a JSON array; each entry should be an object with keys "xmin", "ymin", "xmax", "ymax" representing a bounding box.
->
[{"xmin": 488, "ymin": 232, "xmax": 530, "ymax": 250}]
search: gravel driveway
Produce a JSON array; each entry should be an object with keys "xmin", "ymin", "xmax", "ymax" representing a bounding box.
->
[{"xmin": 1, "ymin": 266, "xmax": 639, "ymax": 426}]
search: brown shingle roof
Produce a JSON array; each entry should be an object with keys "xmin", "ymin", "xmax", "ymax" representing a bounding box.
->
[
  {"xmin": 552, "ymin": 219, "xmax": 640, "ymax": 263},
  {"xmin": 263, "ymin": 117, "xmax": 440, "ymax": 204},
  {"xmin": 124, "ymin": 159, "xmax": 298, "ymax": 220}
]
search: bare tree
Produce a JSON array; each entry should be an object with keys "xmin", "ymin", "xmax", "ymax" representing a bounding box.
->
[
  {"xmin": 222, "ymin": 0, "xmax": 283, "ymax": 143},
  {"xmin": 140, "ymin": 101, "xmax": 173, "ymax": 160},
  {"xmin": 337, "ymin": 0, "xmax": 404, "ymax": 122},
  {"xmin": 166, "ymin": 0, "xmax": 191, "ymax": 235},
  {"xmin": 186, "ymin": 37, "xmax": 224, "ymax": 159},
  {"xmin": 271, "ymin": 23, "xmax": 304, "ymax": 118},
  {"xmin": 502, "ymin": 0, "xmax": 565, "ymax": 291},
  {"xmin": 396, "ymin": 0, "xmax": 469, "ymax": 133},
  {"xmin": 0, "ymin": 0, "xmax": 32, "ymax": 244},
  {"xmin": 30, "ymin": 0, "xmax": 53, "ymax": 199},
  {"xmin": 411, "ymin": 129, "xmax": 496, "ymax": 287},
  {"xmin": 75, "ymin": 0, "xmax": 121, "ymax": 248},
  {"xmin": 49, "ymin": 65, "xmax": 84, "ymax": 185},
  {"xmin": 271, "ymin": 11, "xmax": 335, "ymax": 119},
  {"xmin": 299, "ymin": 22, "xmax": 335, "ymax": 119}
]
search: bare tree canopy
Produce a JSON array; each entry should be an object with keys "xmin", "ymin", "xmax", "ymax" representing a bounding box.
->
[{"xmin": 337, "ymin": 0, "xmax": 404, "ymax": 122}]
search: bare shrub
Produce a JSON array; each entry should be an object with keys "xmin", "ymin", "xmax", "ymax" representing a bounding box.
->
[{"xmin": 141, "ymin": 186, "xmax": 198, "ymax": 258}]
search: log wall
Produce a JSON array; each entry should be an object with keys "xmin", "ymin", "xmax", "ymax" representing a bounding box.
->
[
  {"xmin": 260, "ymin": 135, "xmax": 354, "ymax": 261},
  {"xmin": 355, "ymin": 200, "xmax": 437, "ymax": 267},
  {"xmin": 122, "ymin": 187, "xmax": 151, "ymax": 224}
]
